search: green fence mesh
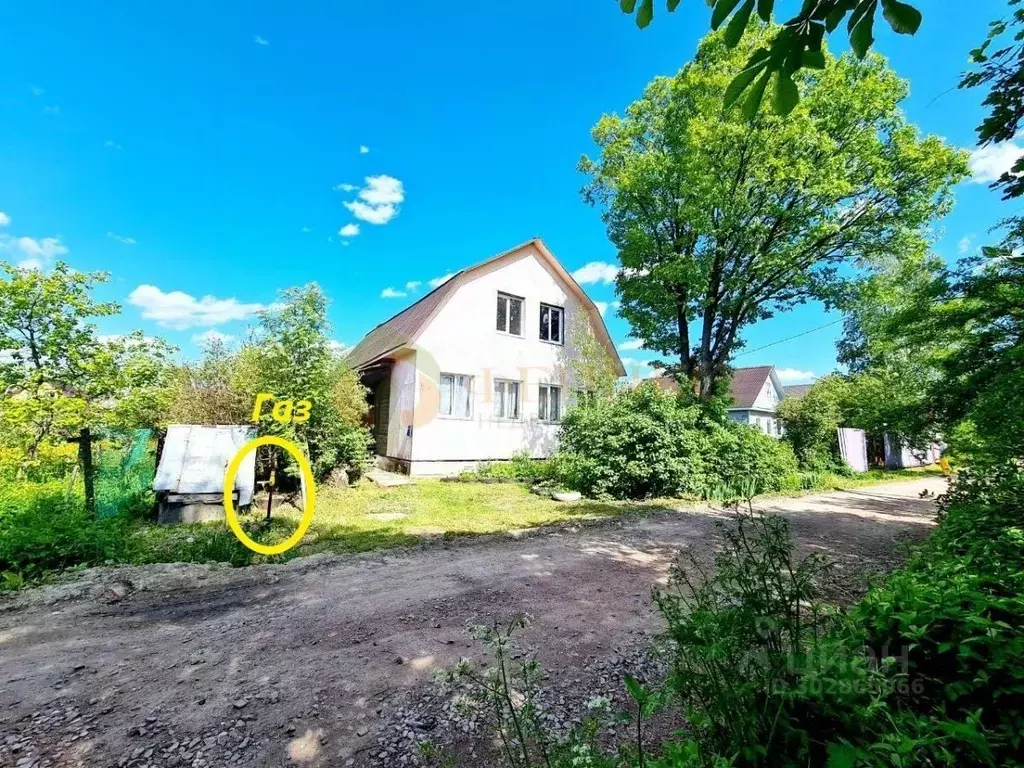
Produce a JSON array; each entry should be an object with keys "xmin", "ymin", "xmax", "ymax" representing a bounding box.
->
[{"xmin": 94, "ymin": 429, "xmax": 156, "ymax": 518}]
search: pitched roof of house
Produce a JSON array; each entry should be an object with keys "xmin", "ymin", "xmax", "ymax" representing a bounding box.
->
[
  {"xmin": 729, "ymin": 365, "xmax": 775, "ymax": 409},
  {"xmin": 346, "ymin": 237, "xmax": 626, "ymax": 375},
  {"xmin": 783, "ymin": 383, "xmax": 813, "ymax": 399}
]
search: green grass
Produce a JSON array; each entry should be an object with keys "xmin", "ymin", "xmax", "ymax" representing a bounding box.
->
[{"xmin": 1, "ymin": 467, "xmax": 945, "ymax": 584}]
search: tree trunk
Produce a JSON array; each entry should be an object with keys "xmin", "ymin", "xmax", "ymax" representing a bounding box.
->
[{"xmin": 78, "ymin": 427, "xmax": 96, "ymax": 517}]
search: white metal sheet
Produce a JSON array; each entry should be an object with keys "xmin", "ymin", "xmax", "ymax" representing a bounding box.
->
[{"xmin": 153, "ymin": 425, "xmax": 256, "ymax": 506}]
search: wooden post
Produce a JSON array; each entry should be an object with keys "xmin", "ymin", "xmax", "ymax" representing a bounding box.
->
[{"xmin": 78, "ymin": 427, "xmax": 96, "ymax": 517}]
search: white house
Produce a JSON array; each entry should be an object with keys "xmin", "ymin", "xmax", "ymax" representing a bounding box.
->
[
  {"xmin": 346, "ymin": 238, "xmax": 625, "ymax": 476},
  {"xmin": 655, "ymin": 365, "xmax": 788, "ymax": 437}
]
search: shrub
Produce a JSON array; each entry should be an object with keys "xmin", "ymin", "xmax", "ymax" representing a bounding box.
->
[
  {"xmin": 704, "ymin": 421, "xmax": 800, "ymax": 496},
  {"xmin": 0, "ymin": 482, "xmax": 135, "ymax": 579},
  {"xmin": 557, "ymin": 384, "xmax": 712, "ymax": 499},
  {"xmin": 776, "ymin": 375, "xmax": 850, "ymax": 471}
]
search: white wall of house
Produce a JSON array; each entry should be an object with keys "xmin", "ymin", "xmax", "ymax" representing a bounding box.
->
[
  {"xmin": 400, "ymin": 250, "xmax": 587, "ymax": 473},
  {"xmin": 729, "ymin": 409, "xmax": 784, "ymax": 438}
]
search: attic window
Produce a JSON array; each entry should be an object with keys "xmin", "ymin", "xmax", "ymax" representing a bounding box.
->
[
  {"xmin": 496, "ymin": 292, "xmax": 523, "ymax": 336},
  {"xmin": 539, "ymin": 304, "xmax": 564, "ymax": 344}
]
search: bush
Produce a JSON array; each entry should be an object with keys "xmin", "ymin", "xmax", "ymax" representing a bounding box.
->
[
  {"xmin": 557, "ymin": 384, "xmax": 713, "ymax": 499},
  {"xmin": 0, "ymin": 482, "xmax": 135, "ymax": 579},
  {"xmin": 558, "ymin": 384, "xmax": 799, "ymax": 500},
  {"xmin": 776, "ymin": 375, "xmax": 850, "ymax": 471},
  {"xmin": 704, "ymin": 421, "xmax": 800, "ymax": 496}
]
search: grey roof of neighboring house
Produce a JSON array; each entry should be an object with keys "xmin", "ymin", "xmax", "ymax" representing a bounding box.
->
[
  {"xmin": 783, "ymin": 383, "xmax": 813, "ymax": 399},
  {"xmin": 649, "ymin": 365, "xmax": 775, "ymax": 409},
  {"xmin": 728, "ymin": 366, "xmax": 774, "ymax": 409},
  {"xmin": 153, "ymin": 425, "xmax": 256, "ymax": 505},
  {"xmin": 346, "ymin": 237, "xmax": 625, "ymax": 375}
]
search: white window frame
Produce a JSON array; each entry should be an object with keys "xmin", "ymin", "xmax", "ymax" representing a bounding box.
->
[
  {"xmin": 439, "ymin": 373, "xmax": 473, "ymax": 419},
  {"xmin": 496, "ymin": 292, "xmax": 525, "ymax": 337},
  {"xmin": 493, "ymin": 378, "xmax": 521, "ymax": 420},
  {"xmin": 538, "ymin": 383, "xmax": 562, "ymax": 422},
  {"xmin": 538, "ymin": 303, "xmax": 565, "ymax": 345}
]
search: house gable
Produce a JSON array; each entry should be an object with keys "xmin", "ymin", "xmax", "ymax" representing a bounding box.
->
[{"xmin": 346, "ymin": 238, "xmax": 625, "ymax": 376}]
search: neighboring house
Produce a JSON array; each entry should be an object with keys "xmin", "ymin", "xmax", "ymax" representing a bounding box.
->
[
  {"xmin": 724, "ymin": 365, "xmax": 787, "ymax": 437},
  {"xmin": 654, "ymin": 365, "xmax": 790, "ymax": 437},
  {"xmin": 346, "ymin": 238, "xmax": 625, "ymax": 476}
]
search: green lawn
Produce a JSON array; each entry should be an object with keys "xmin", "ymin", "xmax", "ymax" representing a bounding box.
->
[{"xmin": 130, "ymin": 467, "xmax": 944, "ymax": 567}]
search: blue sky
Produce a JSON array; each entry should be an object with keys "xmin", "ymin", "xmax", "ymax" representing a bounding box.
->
[{"xmin": 0, "ymin": 1, "xmax": 1016, "ymax": 384}]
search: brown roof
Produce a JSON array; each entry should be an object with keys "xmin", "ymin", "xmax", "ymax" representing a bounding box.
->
[
  {"xmin": 346, "ymin": 238, "xmax": 625, "ymax": 375},
  {"xmin": 728, "ymin": 365, "xmax": 774, "ymax": 409},
  {"xmin": 783, "ymin": 383, "xmax": 813, "ymax": 399}
]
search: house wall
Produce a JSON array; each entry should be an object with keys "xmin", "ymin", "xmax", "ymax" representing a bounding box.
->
[
  {"xmin": 406, "ymin": 250, "xmax": 588, "ymax": 471},
  {"xmin": 728, "ymin": 408, "xmax": 783, "ymax": 438}
]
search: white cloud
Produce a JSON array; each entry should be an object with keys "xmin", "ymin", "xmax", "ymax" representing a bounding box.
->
[
  {"xmin": 594, "ymin": 301, "xmax": 609, "ymax": 316},
  {"xmin": 359, "ymin": 145, "xmax": 370, "ymax": 154},
  {"xmin": 254, "ymin": 35, "xmax": 269, "ymax": 46},
  {"xmin": 405, "ymin": 280, "xmax": 421, "ymax": 291},
  {"xmin": 329, "ymin": 340, "xmax": 352, "ymax": 356},
  {"xmin": 30, "ymin": 85, "xmax": 44, "ymax": 96},
  {"xmin": 42, "ymin": 105, "xmax": 60, "ymax": 115},
  {"xmin": 333, "ymin": 183, "xmax": 358, "ymax": 192},
  {"xmin": 192, "ymin": 329, "xmax": 235, "ymax": 346},
  {"xmin": 0, "ymin": 212, "xmax": 9, "ymax": 227},
  {"xmin": 7, "ymin": 235, "xmax": 68, "ymax": 269},
  {"xmin": 301, "ymin": 226, "xmax": 311, "ymax": 233},
  {"xmin": 343, "ymin": 175, "xmax": 404, "ymax": 225},
  {"xmin": 775, "ymin": 367, "xmax": 817, "ymax": 384},
  {"xmin": 381, "ymin": 287, "xmax": 407, "ymax": 299},
  {"xmin": 618, "ymin": 338, "xmax": 645, "ymax": 351},
  {"xmin": 104, "ymin": 139, "xmax": 122, "ymax": 149},
  {"xmin": 128, "ymin": 285, "xmax": 265, "ymax": 329},
  {"xmin": 572, "ymin": 261, "xmax": 619, "ymax": 285},
  {"xmin": 428, "ymin": 272, "xmax": 455, "ymax": 288},
  {"xmin": 339, "ymin": 223, "xmax": 360, "ymax": 238},
  {"xmin": 958, "ymin": 235, "xmax": 975, "ymax": 255},
  {"xmin": 969, "ymin": 141, "xmax": 1024, "ymax": 183},
  {"xmin": 107, "ymin": 231, "xmax": 136, "ymax": 245}
]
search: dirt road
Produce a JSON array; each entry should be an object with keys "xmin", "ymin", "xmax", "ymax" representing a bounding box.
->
[{"xmin": 0, "ymin": 478, "xmax": 944, "ymax": 768}]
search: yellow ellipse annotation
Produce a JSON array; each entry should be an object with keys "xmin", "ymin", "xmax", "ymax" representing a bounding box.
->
[{"xmin": 222, "ymin": 435, "xmax": 316, "ymax": 556}]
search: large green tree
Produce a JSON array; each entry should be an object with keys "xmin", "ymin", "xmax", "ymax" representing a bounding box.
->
[{"xmin": 580, "ymin": 28, "xmax": 966, "ymax": 400}]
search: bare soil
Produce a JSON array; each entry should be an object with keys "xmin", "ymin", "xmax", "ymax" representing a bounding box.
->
[{"xmin": 0, "ymin": 478, "xmax": 945, "ymax": 768}]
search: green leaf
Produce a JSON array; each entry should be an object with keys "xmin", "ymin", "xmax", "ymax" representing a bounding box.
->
[
  {"xmin": 756, "ymin": 0, "xmax": 773, "ymax": 21},
  {"xmin": 743, "ymin": 68, "xmax": 772, "ymax": 120},
  {"xmin": 723, "ymin": 49, "xmax": 771, "ymax": 109},
  {"xmin": 624, "ymin": 673, "xmax": 648, "ymax": 703},
  {"xmin": 848, "ymin": 0, "xmax": 877, "ymax": 59},
  {"xmin": 724, "ymin": 0, "xmax": 755, "ymax": 47},
  {"xmin": 667, "ymin": 0, "xmax": 682, "ymax": 11},
  {"xmin": 880, "ymin": 0, "xmax": 921, "ymax": 35},
  {"xmin": 772, "ymin": 70, "xmax": 799, "ymax": 115},
  {"xmin": 620, "ymin": 0, "xmax": 638, "ymax": 12},
  {"xmin": 803, "ymin": 50, "xmax": 826, "ymax": 69},
  {"xmin": 636, "ymin": 0, "xmax": 654, "ymax": 27},
  {"xmin": 711, "ymin": 0, "xmax": 743, "ymax": 30},
  {"xmin": 825, "ymin": 0, "xmax": 854, "ymax": 32}
]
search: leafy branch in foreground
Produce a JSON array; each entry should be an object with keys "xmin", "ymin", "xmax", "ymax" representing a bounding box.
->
[{"xmin": 620, "ymin": 0, "xmax": 922, "ymax": 116}]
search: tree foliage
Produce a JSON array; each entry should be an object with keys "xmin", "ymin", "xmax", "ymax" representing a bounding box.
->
[
  {"xmin": 580, "ymin": 29, "xmax": 967, "ymax": 400},
  {"xmin": 961, "ymin": 0, "xmax": 1024, "ymax": 200},
  {"xmin": 166, "ymin": 284, "xmax": 371, "ymax": 480},
  {"xmin": 0, "ymin": 263, "xmax": 174, "ymax": 461},
  {"xmin": 621, "ymin": 0, "xmax": 923, "ymax": 116}
]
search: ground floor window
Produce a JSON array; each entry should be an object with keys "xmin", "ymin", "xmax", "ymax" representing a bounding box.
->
[
  {"xmin": 493, "ymin": 379, "xmax": 521, "ymax": 419},
  {"xmin": 538, "ymin": 384, "xmax": 561, "ymax": 422},
  {"xmin": 439, "ymin": 373, "xmax": 472, "ymax": 418}
]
